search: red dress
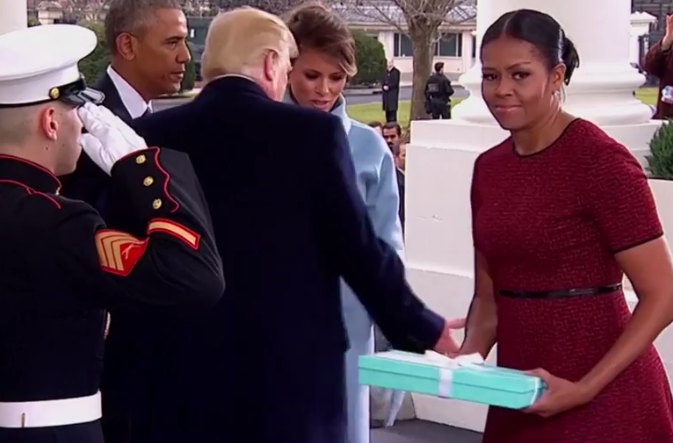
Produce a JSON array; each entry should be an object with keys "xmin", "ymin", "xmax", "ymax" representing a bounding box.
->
[{"xmin": 471, "ymin": 119, "xmax": 673, "ymax": 443}]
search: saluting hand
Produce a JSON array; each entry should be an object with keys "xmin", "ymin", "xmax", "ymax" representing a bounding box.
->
[
  {"xmin": 78, "ymin": 103, "xmax": 149, "ymax": 175},
  {"xmin": 433, "ymin": 317, "xmax": 466, "ymax": 356},
  {"xmin": 663, "ymin": 15, "xmax": 673, "ymax": 48}
]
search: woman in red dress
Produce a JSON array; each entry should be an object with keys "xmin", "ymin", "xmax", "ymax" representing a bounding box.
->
[{"xmin": 461, "ymin": 9, "xmax": 673, "ymax": 443}]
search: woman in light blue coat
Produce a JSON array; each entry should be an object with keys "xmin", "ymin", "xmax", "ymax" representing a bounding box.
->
[{"xmin": 284, "ymin": 3, "xmax": 404, "ymax": 443}]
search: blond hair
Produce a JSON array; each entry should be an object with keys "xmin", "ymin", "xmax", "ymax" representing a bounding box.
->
[{"xmin": 201, "ymin": 7, "xmax": 298, "ymax": 81}]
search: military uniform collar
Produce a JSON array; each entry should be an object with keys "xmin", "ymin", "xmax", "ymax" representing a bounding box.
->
[{"xmin": 0, "ymin": 155, "xmax": 61, "ymax": 194}]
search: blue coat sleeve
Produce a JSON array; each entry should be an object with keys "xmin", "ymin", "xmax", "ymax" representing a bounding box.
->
[
  {"xmin": 365, "ymin": 138, "xmax": 404, "ymax": 256},
  {"xmin": 315, "ymin": 116, "xmax": 444, "ymax": 352}
]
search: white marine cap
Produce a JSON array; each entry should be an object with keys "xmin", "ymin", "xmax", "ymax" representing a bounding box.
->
[{"xmin": 0, "ymin": 24, "xmax": 105, "ymax": 108}]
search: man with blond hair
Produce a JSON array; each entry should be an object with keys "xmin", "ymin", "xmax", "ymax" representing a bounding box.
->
[{"xmin": 131, "ymin": 7, "xmax": 462, "ymax": 443}]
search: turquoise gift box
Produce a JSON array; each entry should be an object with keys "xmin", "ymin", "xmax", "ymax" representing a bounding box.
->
[{"xmin": 358, "ymin": 351, "xmax": 544, "ymax": 409}]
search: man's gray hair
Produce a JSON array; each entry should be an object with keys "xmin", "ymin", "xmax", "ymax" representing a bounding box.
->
[{"xmin": 105, "ymin": 0, "xmax": 182, "ymax": 53}]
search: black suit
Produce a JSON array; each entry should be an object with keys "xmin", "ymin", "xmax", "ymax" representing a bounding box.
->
[{"xmin": 129, "ymin": 76, "xmax": 444, "ymax": 443}]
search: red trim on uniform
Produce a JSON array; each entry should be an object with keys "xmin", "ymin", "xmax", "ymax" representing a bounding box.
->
[
  {"xmin": 0, "ymin": 179, "xmax": 61, "ymax": 208},
  {"xmin": 0, "ymin": 154, "xmax": 62, "ymax": 189},
  {"xmin": 148, "ymin": 148, "xmax": 180, "ymax": 214},
  {"xmin": 146, "ymin": 218, "xmax": 200, "ymax": 250}
]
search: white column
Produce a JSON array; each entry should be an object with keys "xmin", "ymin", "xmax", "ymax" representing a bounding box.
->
[
  {"xmin": 404, "ymin": 0, "xmax": 664, "ymax": 432},
  {"xmin": 460, "ymin": 30, "xmax": 474, "ymax": 74},
  {"xmin": 0, "ymin": 0, "xmax": 27, "ymax": 36},
  {"xmin": 453, "ymin": 0, "xmax": 652, "ymax": 126},
  {"xmin": 629, "ymin": 12, "xmax": 658, "ymax": 65}
]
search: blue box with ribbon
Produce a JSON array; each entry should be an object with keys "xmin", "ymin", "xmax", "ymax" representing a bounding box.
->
[{"xmin": 358, "ymin": 350, "xmax": 544, "ymax": 409}]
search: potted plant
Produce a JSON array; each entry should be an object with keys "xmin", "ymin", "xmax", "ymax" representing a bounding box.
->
[{"xmin": 646, "ymin": 120, "xmax": 673, "ymax": 244}]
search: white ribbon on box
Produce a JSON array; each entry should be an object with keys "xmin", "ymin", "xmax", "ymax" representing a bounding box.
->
[
  {"xmin": 375, "ymin": 351, "xmax": 542, "ymax": 405},
  {"xmin": 426, "ymin": 351, "xmax": 543, "ymax": 405},
  {"xmin": 423, "ymin": 351, "xmax": 485, "ymax": 398}
]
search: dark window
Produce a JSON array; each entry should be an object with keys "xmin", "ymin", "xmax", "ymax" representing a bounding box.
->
[
  {"xmin": 393, "ymin": 33, "xmax": 413, "ymax": 57},
  {"xmin": 435, "ymin": 33, "xmax": 463, "ymax": 57}
]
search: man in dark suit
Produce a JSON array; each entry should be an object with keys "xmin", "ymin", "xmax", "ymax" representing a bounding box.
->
[
  {"xmin": 59, "ymin": 1, "xmax": 193, "ymax": 442},
  {"xmin": 130, "ymin": 8, "xmax": 463, "ymax": 443},
  {"xmin": 381, "ymin": 60, "xmax": 401, "ymax": 122}
]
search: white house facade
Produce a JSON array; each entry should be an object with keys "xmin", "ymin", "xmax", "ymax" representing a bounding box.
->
[{"xmin": 333, "ymin": 2, "xmax": 477, "ymax": 82}]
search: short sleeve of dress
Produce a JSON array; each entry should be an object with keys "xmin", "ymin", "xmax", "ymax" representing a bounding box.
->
[{"xmin": 584, "ymin": 140, "xmax": 663, "ymax": 253}]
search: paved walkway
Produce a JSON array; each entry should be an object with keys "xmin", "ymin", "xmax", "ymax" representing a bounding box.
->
[{"xmin": 373, "ymin": 420, "xmax": 482, "ymax": 443}]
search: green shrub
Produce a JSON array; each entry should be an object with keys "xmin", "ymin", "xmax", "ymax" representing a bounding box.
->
[
  {"xmin": 647, "ymin": 120, "xmax": 673, "ymax": 180},
  {"xmin": 77, "ymin": 21, "xmax": 110, "ymax": 85},
  {"xmin": 350, "ymin": 29, "xmax": 386, "ymax": 86}
]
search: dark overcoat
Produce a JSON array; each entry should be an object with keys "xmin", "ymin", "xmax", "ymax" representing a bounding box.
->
[
  {"xmin": 128, "ymin": 76, "xmax": 444, "ymax": 443},
  {"xmin": 381, "ymin": 67, "xmax": 400, "ymax": 112}
]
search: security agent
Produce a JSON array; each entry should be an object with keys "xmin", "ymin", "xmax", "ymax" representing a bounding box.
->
[
  {"xmin": 424, "ymin": 62, "xmax": 454, "ymax": 119},
  {"xmin": 0, "ymin": 24, "xmax": 224, "ymax": 443}
]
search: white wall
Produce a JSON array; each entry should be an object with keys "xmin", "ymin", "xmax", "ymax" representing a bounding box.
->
[{"xmin": 374, "ymin": 29, "xmax": 476, "ymax": 81}]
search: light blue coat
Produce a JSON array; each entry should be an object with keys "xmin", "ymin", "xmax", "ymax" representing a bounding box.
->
[
  {"xmin": 335, "ymin": 99, "xmax": 404, "ymax": 443},
  {"xmin": 286, "ymin": 93, "xmax": 404, "ymax": 443}
]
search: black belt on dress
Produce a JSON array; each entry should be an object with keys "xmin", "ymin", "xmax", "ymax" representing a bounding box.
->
[{"xmin": 498, "ymin": 284, "xmax": 622, "ymax": 299}]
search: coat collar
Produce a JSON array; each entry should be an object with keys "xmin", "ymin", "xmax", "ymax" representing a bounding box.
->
[
  {"xmin": 0, "ymin": 155, "xmax": 61, "ymax": 194},
  {"xmin": 283, "ymin": 89, "xmax": 352, "ymax": 135},
  {"xmin": 200, "ymin": 75, "xmax": 270, "ymax": 101}
]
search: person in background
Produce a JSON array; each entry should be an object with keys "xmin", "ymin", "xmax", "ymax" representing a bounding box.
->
[
  {"xmin": 128, "ymin": 7, "xmax": 463, "ymax": 443},
  {"xmin": 368, "ymin": 120, "xmax": 383, "ymax": 135},
  {"xmin": 641, "ymin": 14, "xmax": 673, "ymax": 120},
  {"xmin": 397, "ymin": 131, "xmax": 408, "ymax": 172},
  {"xmin": 424, "ymin": 62, "xmax": 454, "ymax": 119},
  {"xmin": 642, "ymin": 13, "xmax": 673, "ymax": 120},
  {"xmin": 381, "ymin": 60, "xmax": 400, "ymax": 122},
  {"xmin": 284, "ymin": 4, "xmax": 403, "ymax": 442},
  {"xmin": 381, "ymin": 122, "xmax": 404, "ymax": 229},
  {"xmin": 464, "ymin": 9, "xmax": 673, "ymax": 443},
  {"xmin": 382, "ymin": 121, "xmax": 401, "ymax": 152},
  {"xmin": 58, "ymin": 1, "xmax": 193, "ymax": 442}
]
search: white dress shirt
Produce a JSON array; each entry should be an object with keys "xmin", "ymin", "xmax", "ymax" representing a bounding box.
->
[{"xmin": 106, "ymin": 66, "xmax": 152, "ymax": 119}]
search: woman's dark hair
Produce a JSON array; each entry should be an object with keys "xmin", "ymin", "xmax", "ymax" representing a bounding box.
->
[
  {"xmin": 284, "ymin": 1, "xmax": 357, "ymax": 77},
  {"xmin": 481, "ymin": 9, "xmax": 580, "ymax": 85}
]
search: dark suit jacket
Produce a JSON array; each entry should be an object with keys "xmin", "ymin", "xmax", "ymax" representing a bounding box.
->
[
  {"xmin": 381, "ymin": 67, "xmax": 400, "ymax": 112},
  {"xmin": 397, "ymin": 168, "xmax": 405, "ymax": 231},
  {"xmin": 129, "ymin": 76, "xmax": 443, "ymax": 443}
]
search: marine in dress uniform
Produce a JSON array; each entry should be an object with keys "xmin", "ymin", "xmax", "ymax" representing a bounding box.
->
[
  {"xmin": 58, "ymin": 28, "xmax": 200, "ymax": 443},
  {"xmin": 0, "ymin": 24, "xmax": 224, "ymax": 443}
]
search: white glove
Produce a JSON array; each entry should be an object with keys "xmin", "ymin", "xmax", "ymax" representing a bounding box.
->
[{"xmin": 77, "ymin": 103, "xmax": 149, "ymax": 175}]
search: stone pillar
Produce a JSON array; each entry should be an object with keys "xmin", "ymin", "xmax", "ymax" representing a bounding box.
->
[
  {"xmin": 404, "ymin": 0, "xmax": 664, "ymax": 432},
  {"xmin": 0, "ymin": 0, "xmax": 27, "ymax": 36},
  {"xmin": 630, "ymin": 12, "xmax": 657, "ymax": 65},
  {"xmin": 460, "ymin": 30, "xmax": 474, "ymax": 75}
]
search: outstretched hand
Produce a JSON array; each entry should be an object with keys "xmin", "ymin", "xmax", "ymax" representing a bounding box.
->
[{"xmin": 433, "ymin": 317, "xmax": 466, "ymax": 356}]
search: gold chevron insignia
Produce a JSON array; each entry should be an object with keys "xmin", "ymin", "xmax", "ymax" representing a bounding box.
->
[
  {"xmin": 94, "ymin": 230, "xmax": 149, "ymax": 276},
  {"xmin": 147, "ymin": 219, "xmax": 200, "ymax": 249}
]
